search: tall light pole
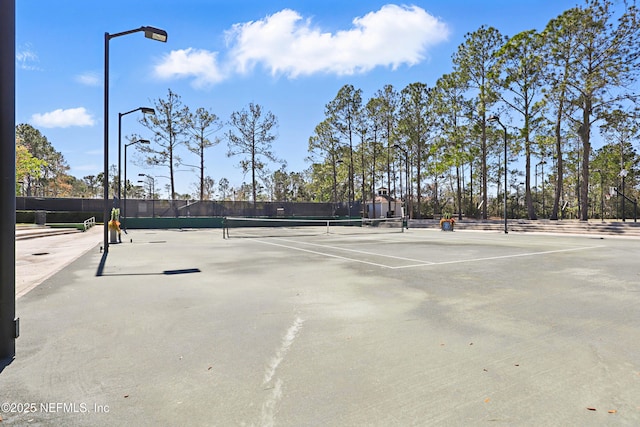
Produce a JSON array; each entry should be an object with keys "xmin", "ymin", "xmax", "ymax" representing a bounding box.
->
[
  {"xmin": 138, "ymin": 174, "xmax": 156, "ymax": 217},
  {"xmin": 541, "ymin": 159, "xmax": 546, "ymax": 218},
  {"xmin": 118, "ymin": 107, "xmax": 155, "ymax": 202},
  {"xmin": 123, "ymin": 139, "xmax": 149, "ymax": 230},
  {"xmin": 138, "ymin": 176, "xmax": 154, "ymax": 199},
  {"xmin": 1, "ymin": 0, "xmax": 18, "ymax": 362},
  {"xmin": 104, "ymin": 26, "xmax": 167, "ymax": 253},
  {"xmin": 488, "ymin": 115, "xmax": 508, "ymax": 234},
  {"xmin": 620, "ymin": 169, "xmax": 628, "ymax": 222},
  {"xmin": 594, "ymin": 169, "xmax": 604, "ymax": 222}
]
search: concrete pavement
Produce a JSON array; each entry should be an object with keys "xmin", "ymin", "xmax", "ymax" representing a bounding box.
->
[
  {"xmin": 15, "ymin": 226, "xmax": 102, "ymax": 299},
  {"xmin": 2, "ymin": 226, "xmax": 640, "ymax": 426}
]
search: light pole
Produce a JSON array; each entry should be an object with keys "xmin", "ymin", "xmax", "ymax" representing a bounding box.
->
[
  {"xmin": 488, "ymin": 115, "xmax": 508, "ymax": 234},
  {"xmin": 535, "ymin": 160, "xmax": 546, "ymax": 217},
  {"xmin": 138, "ymin": 174, "xmax": 156, "ymax": 217},
  {"xmin": 594, "ymin": 169, "xmax": 604, "ymax": 222},
  {"xmin": 541, "ymin": 160, "xmax": 546, "ymax": 218},
  {"xmin": 511, "ymin": 181, "xmax": 524, "ymax": 218},
  {"xmin": 620, "ymin": 169, "xmax": 628, "ymax": 222},
  {"xmin": 123, "ymin": 139, "xmax": 149, "ymax": 229},
  {"xmin": 103, "ymin": 26, "xmax": 167, "ymax": 253},
  {"xmin": 118, "ymin": 107, "xmax": 155, "ymax": 202},
  {"xmin": 137, "ymin": 177, "xmax": 154, "ymax": 198}
]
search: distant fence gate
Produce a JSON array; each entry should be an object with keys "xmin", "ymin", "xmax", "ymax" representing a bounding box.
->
[{"xmin": 16, "ymin": 197, "xmax": 363, "ymax": 218}]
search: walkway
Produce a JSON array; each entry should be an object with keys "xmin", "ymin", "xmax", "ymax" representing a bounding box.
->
[{"xmin": 15, "ymin": 226, "xmax": 102, "ymax": 299}]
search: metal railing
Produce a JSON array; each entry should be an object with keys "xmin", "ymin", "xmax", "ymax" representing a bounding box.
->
[{"xmin": 83, "ymin": 217, "xmax": 96, "ymax": 231}]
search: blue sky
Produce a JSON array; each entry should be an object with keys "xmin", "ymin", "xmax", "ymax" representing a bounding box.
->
[{"xmin": 16, "ymin": 0, "xmax": 582, "ymax": 196}]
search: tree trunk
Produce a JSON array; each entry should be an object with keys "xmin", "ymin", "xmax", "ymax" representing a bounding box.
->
[
  {"xmin": 200, "ymin": 145, "xmax": 205, "ymax": 201},
  {"xmin": 579, "ymin": 101, "xmax": 591, "ymax": 221},
  {"xmin": 525, "ymin": 142, "xmax": 537, "ymax": 219},
  {"xmin": 251, "ymin": 140, "xmax": 257, "ymax": 205},
  {"xmin": 481, "ymin": 119, "xmax": 488, "ymax": 219},
  {"xmin": 551, "ymin": 105, "xmax": 564, "ymax": 220},
  {"xmin": 349, "ymin": 139, "xmax": 354, "ymax": 217},
  {"xmin": 361, "ymin": 148, "xmax": 366, "ymax": 216},
  {"xmin": 416, "ymin": 140, "xmax": 422, "ymax": 219},
  {"xmin": 456, "ymin": 165, "xmax": 462, "ymax": 220}
]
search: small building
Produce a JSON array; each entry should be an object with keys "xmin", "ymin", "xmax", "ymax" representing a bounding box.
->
[{"xmin": 365, "ymin": 187, "xmax": 403, "ymax": 218}]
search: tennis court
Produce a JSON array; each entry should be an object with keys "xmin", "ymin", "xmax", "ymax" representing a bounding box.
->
[
  {"xmin": 2, "ymin": 225, "xmax": 639, "ymax": 425},
  {"xmin": 217, "ymin": 223, "xmax": 639, "ymax": 424},
  {"xmin": 222, "ymin": 217, "xmax": 605, "ymax": 269}
]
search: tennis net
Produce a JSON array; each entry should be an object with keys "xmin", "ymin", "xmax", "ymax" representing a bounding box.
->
[{"xmin": 222, "ymin": 216, "xmax": 404, "ymax": 239}]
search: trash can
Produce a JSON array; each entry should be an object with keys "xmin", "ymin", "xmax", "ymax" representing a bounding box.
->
[
  {"xmin": 35, "ymin": 210, "xmax": 46, "ymax": 225},
  {"xmin": 440, "ymin": 219, "xmax": 454, "ymax": 231}
]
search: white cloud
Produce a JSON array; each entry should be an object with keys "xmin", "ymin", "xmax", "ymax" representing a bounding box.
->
[
  {"xmin": 31, "ymin": 107, "xmax": 95, "ymax": 128},
  {"xmin": 75, "ymin": 72, "xmax": 101, "ymax": 87},
  {"xmin": 153, "ymin": 5, "xmax": 449, "ymax": 86},
  {"xmin": 154, "ymin": 48, "xmax": 225, "ymax": 88},
  {"xmin": 16, "ymin": 44, "xmax": 41, "ymax": 71},
  {"xmin": 226, "ymin": 5, "xmax": 450, "ymax": 77}
]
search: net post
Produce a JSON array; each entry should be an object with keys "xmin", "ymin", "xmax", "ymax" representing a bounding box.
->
[
  {"xmin": 326, "ymin": 220, "xmax": 329, "ymax": 235},
  {"xmin": 222, "ymin": 217, "xmax": 227, "ymax": 239}
]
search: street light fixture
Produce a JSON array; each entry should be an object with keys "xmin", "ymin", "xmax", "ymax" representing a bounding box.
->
[
  {"xmin": 487, "ymin": 115, "xmax": 508, "ymax": 234},
  {"xmin": 103, "ymin": 25, "xmax": 167, "ymax": 253},
  {"xmin": 136, "ymin": 180, "xmax": 149, "ymax": 197},
  {"xmin": 137, "ymin": 176, "xmax": 153, "ymax": 197},
  {"xmin": 123, "ymin": 139, "xmax": 149, "ymax": 230},
  {"xmin": 143, "ymin": 27, "xmax": 168, "ymax": 42},
  {"xmin": 118, "ymin": 107, "xmax": 155, "ymax": 203}
]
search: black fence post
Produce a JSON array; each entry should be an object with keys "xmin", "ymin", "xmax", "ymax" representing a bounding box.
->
[{"xmin": 1, "ymin": 0, "xmax": 17, "ymax": 363}]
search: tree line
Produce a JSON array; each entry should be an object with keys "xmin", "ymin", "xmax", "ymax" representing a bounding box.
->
[
  {"xmin": 308, "ymin": 0, "xmax": 640, "ymax": 220},
  {"xmin": 14, "ymin": 89, "xmax": 282, "ymax": 204},
  {"xmin": 16, "ymin": 0, "xmax": 640, "ymax": 220}
]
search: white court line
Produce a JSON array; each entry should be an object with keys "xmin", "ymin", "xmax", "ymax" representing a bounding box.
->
[
  {"xmin": 263, "ymin": 317, "xmax": 304, "ymax": 385},
  {"xmin": 390, "ymin": 245, "xmax": 605, "ymax": 269},
  {"xmin": 245, "ymin": 235, "xmax": 604, "ymax": 270},
  {"xmin": 251, "ymin": 238, "xmax": 396, "ymax": 269},
  {"xmin": 260, "ymin": 317, "xmax": 304, "ymax": 427},
  {"xmin": 272, "ymin": 237, "xmax": 436, "ymax": 265}
]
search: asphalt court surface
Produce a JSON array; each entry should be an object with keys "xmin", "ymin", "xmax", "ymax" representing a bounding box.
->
[
  {"xmin": 227, "ymin": 227, "xmax": 607, "ymax": 269},
  {"xmin": 2, "ymin": 227, "xmax": 639, "ymax": 426}
]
